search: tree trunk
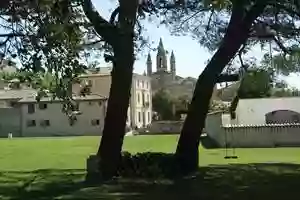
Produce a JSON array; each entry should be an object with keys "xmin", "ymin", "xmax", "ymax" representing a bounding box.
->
[
  {"xmin": 96, "ymin": 0, "xmax": 138, "ymax": 179},
  {"xmin": 175, "ymin": 1, "xmax": 267, "ymax": 173}
]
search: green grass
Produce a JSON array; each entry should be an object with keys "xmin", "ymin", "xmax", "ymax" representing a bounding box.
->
[{"xmin": 1, "ymin": 135, "xmax": 300, "ymax": 199}]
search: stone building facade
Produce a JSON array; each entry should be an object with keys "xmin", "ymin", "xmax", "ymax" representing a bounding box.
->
[
  {"xmin": 72, "ymin": 71, "xmax": 152, "ymax": 129},
  {"xmin": 146, "ymin": 38, "xmax": 218, "ymax": 100}
]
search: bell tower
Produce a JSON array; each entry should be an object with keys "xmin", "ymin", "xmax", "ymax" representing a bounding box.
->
[
  {"xmin": 170, "ymin": 51, "xmax": 176, "ymax": 80},
  {"xmin": 156, "ymin": 38, "xmax": 167, "ymax": 72},
  {"xmin": 146, "ymin": 53, "xmax": 152, "ymax": 76}
]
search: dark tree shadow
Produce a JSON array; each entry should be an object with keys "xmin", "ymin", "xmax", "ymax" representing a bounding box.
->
[{"xmin": 1, "ymin": 163, "xmax": 300, "ymax": 200}]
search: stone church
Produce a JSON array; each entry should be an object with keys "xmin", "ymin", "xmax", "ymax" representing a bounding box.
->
[{"xmin": 146, "ymin": 38, "xmax": 199, "ymax": 100}]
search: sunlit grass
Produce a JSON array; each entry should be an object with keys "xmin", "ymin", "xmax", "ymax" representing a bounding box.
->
[{"xmin": 1, "ymin": 135, "xmax": 300, "ymax": 199}]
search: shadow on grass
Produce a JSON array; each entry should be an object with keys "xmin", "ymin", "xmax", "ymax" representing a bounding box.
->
[{"xmin": 1, "ymin": 163, "xmax": 300, "ymax": 200}]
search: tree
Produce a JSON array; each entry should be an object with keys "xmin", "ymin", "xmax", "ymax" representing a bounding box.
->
[
  {"xmin": 0, "ymin": 0, "xmax": 148, "ymax": 179},
  {"xmin": 152, "ymin": 89, "xmax": 174, "ymax": 120},
  {"xmin": 238, "ymin": 68, "xmax": 272, "ymax": 98},
  {"xmin": 176, "ymin": 0, "xmax": 267, "ymax": 172},
  {"xmin": 161, "ymin": 0, "xmax": 300, "ymax": 172},
  {"xmin": 82, "ymin": 0, "xmax": 149, "ymax": 179}
]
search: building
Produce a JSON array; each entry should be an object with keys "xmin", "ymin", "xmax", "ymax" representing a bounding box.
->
[
  {"xmin": 0, "ymin": 89, "xmax": 107, "ymax": 137},
  {"xmin": 73, "ymin": 71, "xmax": 152, "ymax": 128},
  {"xmin": 146, "ymin": 38, "xmax": 218, "ymax": 100},
  {"xmin": 131, "ymin": 73, "xmax": 152, "ymax": 128},
  {"xmin": 230, "ymin": 97, "xmax": 300, "ymax": 125},
  {"xmin": 203, "ymin": 97, "xmax": 300, "ymax": 148}
]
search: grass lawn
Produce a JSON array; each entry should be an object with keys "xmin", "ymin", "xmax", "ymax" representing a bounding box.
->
[{"xmin": 1, "ymin": 135, "xmax": 300, "ymax": 199}]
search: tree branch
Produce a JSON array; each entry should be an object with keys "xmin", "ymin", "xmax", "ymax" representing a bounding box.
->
[
  {"xmin": 205, "ymin": 8, "xmax": 214, "ymax": 33},
  {"xmin": 273, "ymin": 36, "xmax": 291, "ymax": 54},
  {"xmin": 269, "ymin": 2, "xmax": 300, "ymax": 18},
  {"xmin": 83, "ymin": 39, "xmax": 104, "ymax": 46},
  {"xmin": 0, "ymin": 36, "xmax": 10, "ymax": 46},
  {"xmin": 109, "ymin": 7, "xmax": 120, "ymax": 24},
  {"xmin": 243, "ymin": 1, "xmax": 268, "ymax": 30},
  {"xmin": 0, "ymin": 33, "xmax": 25, "ymax": 37},
  {"xmin": 178, "ymin": 8, "xmax": 210, "ymax": 29},
  {"xmin": 82, "ymin": 0, "xmax": 119, "ymax": 46}
]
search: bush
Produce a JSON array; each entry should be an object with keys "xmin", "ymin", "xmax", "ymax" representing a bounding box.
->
[{"xmin": 117, "ymin": 152, "xmax": 179, "ymax": 178}]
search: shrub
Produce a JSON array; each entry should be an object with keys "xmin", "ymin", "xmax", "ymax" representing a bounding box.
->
[{"xmin": 117, "ymin": 152, "xmax": 179, "ymax": 178}]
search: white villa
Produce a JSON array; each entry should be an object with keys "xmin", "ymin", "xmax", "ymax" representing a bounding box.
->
[{"xmin": 73, "ymin": 68, "xmax": 152, "ymax": 129}]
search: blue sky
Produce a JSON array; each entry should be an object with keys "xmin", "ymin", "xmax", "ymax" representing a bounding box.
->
[{"xmin": 93, "ymin": 1, "xmax": 300, "ymax": 88}]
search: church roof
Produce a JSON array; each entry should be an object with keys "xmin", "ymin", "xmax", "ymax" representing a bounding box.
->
[
  {"xmin": 147, "ymin": 53, "xmax": 152, "ymax": 62},
  {"xmin": 170, "ymin": 51, "xmax": 175, "ymax": 61},
  {"xmin": 157, "ymin": 38, "xmax": 166, "ymax": 56}
]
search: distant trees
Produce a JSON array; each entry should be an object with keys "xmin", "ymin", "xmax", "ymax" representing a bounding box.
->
[
  {"xmin": 152, "ymin": 90, "xmax": 191, "ymax": 120},
  {"xmin": 152, "ymin": 89, "xmax": 174, "ymax": 120}
]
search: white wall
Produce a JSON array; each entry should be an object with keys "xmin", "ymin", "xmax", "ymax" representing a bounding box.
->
[
  {"xmin": 204, "ymin": 112, "xmax": 300, "ymax": 148},
  {"xmin": 20, "ymin": 100, "xmax": 106, "ymax": 137},
  {"xmin": 131, "ymin": 75, "xmax": 152, "ymax": 128},
  {"xmin": 235, "ymin": 97, "xmax": 300, "ymax": 125},
  {"xmin": 74, "ymin": 73, "xmax": 153, "ymax": 129},
  {"xmin": 223, "ymin": 124, "xmax": 300, "ymax": 147}
]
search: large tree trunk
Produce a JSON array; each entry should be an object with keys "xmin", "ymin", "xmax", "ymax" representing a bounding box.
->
[
  {"xmin": 96, "ymin": 0, "xmax": 138, "ymax": 179},
  {"xmin": 175, "ymin": 1, "xmax": 267, "ymax": 173}
]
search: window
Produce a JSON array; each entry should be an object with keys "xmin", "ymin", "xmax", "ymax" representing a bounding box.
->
[
  {"xmin": 88, "ymin": 101, "xmax": 94, "ymax": 106},
  {"xmin": 142, "ymin": 81, "xmax": 144, "ymax": 88},
  {"xmin": 10, "ymin": 101, "xmax": 17, "ymax": 108},
  {"xmin": 147, "ymin": 94, "xmax": 149, "ymax": 102},
  {"xmin": 39, "ymin": 103, "xmax": 47, "ymax": 110},
  {"xmin": 91, "ymin": 119, "xmax": 100, "ymax": 126},
  {"xmin": 98, "ymin": 101, "xmax": 102, "ymax": 106},
  {"xmin": 138, "ymin": 112, "xmax": 141, "ymax": 122},
  {"xmin": 137, "ymin": 92, "xmax": 140, "ymax": 103},
  {"xmin": 27, "ymin": 120, "xmax": 36, "ymax": 127},
  {"xmin": 40, "ymin": 120, "xmax": 50, "ymax": 127},
  {"xmin": 28, "ymin": 104, "xmax": 35, "ymax": 114},
  {"xmin": 148, "ymin": 112, "xmax": 151, "ymax": 122},
  {"xmin": 137, "ymin": 80, "xmax": 140, "ymax": 88},
  {"xmin": 159, "ymin": 58, "xmax": 163, "ymax": 68},
  {"xmin": 142, "ymin": 92, "xmax": 145, "ymax": 105},
  {"xmin": 146, "ymin": 82, "xmax": 149, "ymax": 89},
  {"xmin": 88, "ymin": 80, "xmax": 93, "ymax": 86}
]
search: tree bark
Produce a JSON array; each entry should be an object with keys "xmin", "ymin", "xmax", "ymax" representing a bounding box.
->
[
  {"xmin": 95, "ymin": 0, "xmax": 138, "ymax": 179},
  {"xmin": 175, "ymin": 1, "xmax": 267, "ymax": 173}
]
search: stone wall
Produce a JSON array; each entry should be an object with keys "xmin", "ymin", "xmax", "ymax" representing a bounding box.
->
[
  {"xmin": 223, "ymin": 123, "xmax": 300, "ymax": 148},
  {"xmin": 146, "ymin": 120, "xmax": 183, "ymax": 134},
  {"xmin": 143, "ymin": 111, "xmax": 223, "ymax": 135},
  {"xmin": 204, "ymin": 111, "xmax": 300, "ymax": 148}
]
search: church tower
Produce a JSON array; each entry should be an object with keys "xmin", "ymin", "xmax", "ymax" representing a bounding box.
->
[
  {"xmin": 146, "ymin": 53, "xmax": 152, "ymax": 76},
  {"xmin": 170, "ymin": 51, "xmax": 176, "ymax": 80},
  {"xmin": 156, "ymin": 38, "xmax": 167, "ymax": 72}
]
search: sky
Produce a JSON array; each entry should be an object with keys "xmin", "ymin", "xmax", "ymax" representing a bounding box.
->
[{"xmin": 95, "ymin": 1, "xmax": 300, "ymax": 88}]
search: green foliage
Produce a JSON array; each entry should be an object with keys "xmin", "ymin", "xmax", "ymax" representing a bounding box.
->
[
  {"xmin": 238, "ymin": 69, "xmax": 272, "ymax": 98},
  {"xmin": 159, "ymin": 0, "xmax": 300, "ymax": 56},
  {"xmin": 272, "ymin": 87, "xmax": 300, "ymax": 97},
  {"xmin": 0, "ymin": 0, "xmax": 102, "ymax": 117},
  {"xmin": 152, "ymin": 89, "xmax": 175, "ymax": 120},
  {"xmin": 118, "ymin": 151, "xmax": 178, "ymax": 178},
  {"xmin": 261, "ymin": 49, "xmax": 300, "ymax": 76}
]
